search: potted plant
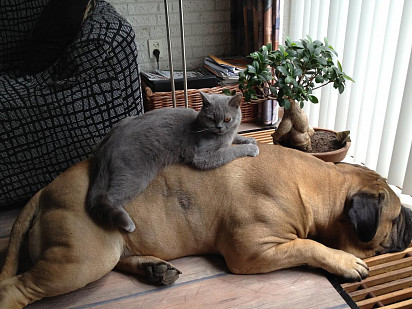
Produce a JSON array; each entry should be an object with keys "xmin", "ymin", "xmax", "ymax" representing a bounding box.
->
[{"xmin": 236, "ymin": 36, "xmax": 353, "ymax": 161}]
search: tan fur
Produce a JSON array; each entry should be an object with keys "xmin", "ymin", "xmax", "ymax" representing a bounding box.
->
[{"xmin": 0, "ymin": 144, "xmax": 406, "ymax": 308}]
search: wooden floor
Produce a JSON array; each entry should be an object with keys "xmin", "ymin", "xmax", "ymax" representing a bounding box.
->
[{"xmin": 0, "ymin": 207, "xmax": 349, "ymax": 309}]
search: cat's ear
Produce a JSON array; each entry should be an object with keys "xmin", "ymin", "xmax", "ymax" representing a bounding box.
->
[
  {"xmin": 229, "ymin": 93, "xmax": 242, "ymax": 108},
  {"xmin": 199, "ymin": 92, "xmax": 211, "ymax": 107}
]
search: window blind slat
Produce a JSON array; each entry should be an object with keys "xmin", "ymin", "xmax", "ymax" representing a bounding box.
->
[
  {"xmin": 325, "ymin": 0, "xmax": 348, "ymax": 130},
  {"xmin": 334, "ymin": 0, "xmax": 362, "ymax": 132},
  {"xmin": 346, "ymin": 0, "xmax": 376, "ymax": 157},
  {"xmin": 316, "ymin": 0, "xmax": 331, "ymax": 128},
  {"xmin": 365, "ymin": 0, "xmax": 404, "ymax": 170},
  {"xmin": 289, "ymin": 0, "xmax": 305, "ymax": 41},
  {"xmin": 388, "ymin": 49, "xmax": 412, "ymax": 188},
  {"xmin": 376, "ymin": 0, "xmax": 412, "ymax": 178},
  {"xmin": 308, "ymin": 0, "xmax": 321, "ymax": 127},
  {"xmin": 354, "ymin": 0, "xmax": 391, "ymax": 165},
  {"xmin": 402, "ymin": 144, "xmax": 412, "ymax": 195}
]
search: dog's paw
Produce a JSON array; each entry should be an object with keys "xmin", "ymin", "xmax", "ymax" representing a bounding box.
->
[
  {"xmin": 144, "ymin": 262, "xmax": 182, "ymax": 285},
  {"xmin": 332, "ymin": 252, "xmax": 369, "ymax": 282}
]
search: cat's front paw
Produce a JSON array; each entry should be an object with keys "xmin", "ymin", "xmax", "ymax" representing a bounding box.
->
[
  {"xmin": 245, "ymin": 137, "xmax": 257, "ymax": 145},
  {"xmin": 247, "ymin": 144, "xmax": 259, "ymax": 157},
  {"xmin": 234, "ymin": 136, "xmax": 257, "ymax": 145}
]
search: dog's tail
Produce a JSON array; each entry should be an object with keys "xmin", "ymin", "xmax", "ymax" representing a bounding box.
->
[
  {"xmin": 86, "ymin": 158, "xmax": 135, "ymax": 232},
  {"xmin": 0, "ymin": 190, "xmax": 40, "ymax": 282}
]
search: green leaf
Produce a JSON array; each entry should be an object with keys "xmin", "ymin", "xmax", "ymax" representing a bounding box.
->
[
  {"xmin": 308, "ymin": 95, "xmax": 319, "ymax": 103},
  {"xmin": 315, "ymin": 75, "xmax": 324, "ymax": 83},
  {"xmin": 293, "ymin": 68, "xmax": 303, "ymax": 77},
  {"xmin": 247, "ymin": 64, "xmax": 256, "ymax": 74},
  {"xmin": 285, "ymin": 76, "xmax": 294, "ymax": 84},
  {"xmin": 337, "ymin": 60, "xmax": 343, "ymax": 72},
  {"xmin": 222, "ymin": 89, "xmax": 231, "ymax": 96},
  {"xmin": 231, "ymin": 90, "xmax": 237, "ymax": 96},
  {"xmin": 338, "ymin": 83, "xmax": 345, "ymax": 94},
  {"xmin": 276, "ymin": 65, "xmax": 289, "ymax": 76},
  {"xmin": 343, "ymin": 74, "xmax": 355, "ymax": 83},
  {"xmin": 252, "ymin": 60, "xmax": 260, "ymax": 72}
]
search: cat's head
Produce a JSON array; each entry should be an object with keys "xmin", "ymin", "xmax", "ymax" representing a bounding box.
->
[{"xmin": 198, "ymin": 92, "xmax": 242, "ymax": 135}]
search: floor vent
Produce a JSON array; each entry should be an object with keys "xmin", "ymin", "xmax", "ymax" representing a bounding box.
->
[
  {"xmin": 341, "ymin": 246, "xmax": 412, "ymax": 309},
  {"xmin": 240, "ymin": 128, "xmax": 275, "ymax": 144}
]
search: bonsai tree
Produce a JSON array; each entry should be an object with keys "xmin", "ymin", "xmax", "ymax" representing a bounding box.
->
[{"xmin": 237, "ymin": 36, "xmax": 353, "ymax": 151}]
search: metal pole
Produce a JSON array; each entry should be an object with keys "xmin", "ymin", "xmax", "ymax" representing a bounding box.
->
[
  {"xmin": 163, "ymin": 0, "xmax": 176, "ymax": 107},
  {"xmin": 178, "ymin": 0, "xmax": 188, "ymax": 108}
]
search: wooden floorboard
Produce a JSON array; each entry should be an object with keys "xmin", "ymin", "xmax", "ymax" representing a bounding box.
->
[{"xmin": 1, "ymin": 200, "xmax": 348, "ymax": 308}]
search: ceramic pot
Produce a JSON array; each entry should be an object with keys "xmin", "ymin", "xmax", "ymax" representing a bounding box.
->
[{"xmin": 310, "ymin": 128, "xmax": 351, "ymax": 162}]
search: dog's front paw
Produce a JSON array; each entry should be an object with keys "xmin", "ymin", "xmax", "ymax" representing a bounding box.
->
[
  {"xmin": 145, "ymin": 262, "xmax": 182, "ymax": 285},
  {"xmin": 332, "ymin": 252, "xmax": 369, "ymax": 282}
]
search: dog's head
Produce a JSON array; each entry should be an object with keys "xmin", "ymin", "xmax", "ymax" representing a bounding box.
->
[{"xmin": 339, "ymin": 164, "xmax": 412, "ymax": 257}]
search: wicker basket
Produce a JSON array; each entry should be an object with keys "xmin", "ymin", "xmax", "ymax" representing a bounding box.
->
[{"xmin": 143, "ymin": 84, "xmax": 258, "ymax": 122}]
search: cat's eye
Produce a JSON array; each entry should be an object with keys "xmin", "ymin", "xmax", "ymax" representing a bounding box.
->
[{"xmin": 224, "ymin": 117, "xmax": 231, "ymax": 122}]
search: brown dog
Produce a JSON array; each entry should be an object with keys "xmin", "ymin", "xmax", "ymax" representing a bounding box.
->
[{"xmin": 1, "ymin": 144, "xmax": 411, "ymax": 308}]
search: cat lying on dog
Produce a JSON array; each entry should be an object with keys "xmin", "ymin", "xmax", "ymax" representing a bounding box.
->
[
  {"xmin": 86, "ymin": 92, "xmax": 258, "ymax": 232},
  {"xmin": 1, "ymin": 144, "xmax": 411, "ymax": 308}
]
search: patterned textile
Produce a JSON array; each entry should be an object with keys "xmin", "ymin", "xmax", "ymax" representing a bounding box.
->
[
  {"xmin": 0, "ymin": 0, "xmax": 49, "ymax": 71},
  {"xmin": 0, "ymin": 0, "xmax": 144, "ymax": 208}
]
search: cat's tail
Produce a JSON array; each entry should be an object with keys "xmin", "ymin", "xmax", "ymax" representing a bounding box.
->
[{"xmin": 86, "ymin": 158, "xmax": 136, "ymax": 232}]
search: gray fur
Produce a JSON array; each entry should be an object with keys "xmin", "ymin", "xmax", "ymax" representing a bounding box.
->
[{"xmin": 86, "ymin": 92, "xmax": 258, "ymax": 232}]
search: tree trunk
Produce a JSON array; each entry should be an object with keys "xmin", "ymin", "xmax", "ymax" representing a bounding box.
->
[{"xmin": 271, "ymin": 99, "xmax": 314, "ymax": 151}]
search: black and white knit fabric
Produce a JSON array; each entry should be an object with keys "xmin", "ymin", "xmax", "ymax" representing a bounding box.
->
[{"xmin": 0, "ymin": 0, "xmax": 144, "ymax": 208}]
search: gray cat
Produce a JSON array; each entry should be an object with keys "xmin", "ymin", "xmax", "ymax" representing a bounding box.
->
[{"xmin": 86, "ymin": 92, "xmax": 259, "ymax": 232}]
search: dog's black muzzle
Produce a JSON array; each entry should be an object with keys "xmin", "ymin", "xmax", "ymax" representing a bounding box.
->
[{"xmin": 386, "ymin": 206, "xmax": 412, "ymax": 253}]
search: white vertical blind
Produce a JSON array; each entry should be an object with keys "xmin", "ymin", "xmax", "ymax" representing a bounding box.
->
[
  {"xmin": 365, "ymin": 1, "xmax": 404, "ymax": 169},
  {"xmin": 288, "ymin": 0, "xmax": 412, "ymax": 195}
]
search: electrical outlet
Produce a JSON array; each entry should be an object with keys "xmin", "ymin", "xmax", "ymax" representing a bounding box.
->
[{"xmin": 148, "ymin": 39, "xmax": 163, "ymax": 58}]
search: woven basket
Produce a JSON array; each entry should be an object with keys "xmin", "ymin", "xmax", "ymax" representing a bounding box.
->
[{"xmin": 143, "ymin": 84, "xmax": 258, "ymax": 122}]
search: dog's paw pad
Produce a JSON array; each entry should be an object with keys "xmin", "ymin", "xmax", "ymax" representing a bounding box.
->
[{"xmin": 145, "ymin": 262, "xmax": 182, "ymax": 285}]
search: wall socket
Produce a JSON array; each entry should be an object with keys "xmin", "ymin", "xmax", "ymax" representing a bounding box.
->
[{"xmin": 148, "ymin": 39, "xmax": 163, "ymax": 58}]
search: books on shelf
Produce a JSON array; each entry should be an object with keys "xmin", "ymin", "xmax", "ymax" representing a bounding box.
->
[
  {"xmin": 203, "ymin": 55, "xmax": 247, "ymax": 85},
  {"xmin": 141, "ymin": 70, "xmax": 218, "ymax": 92}
]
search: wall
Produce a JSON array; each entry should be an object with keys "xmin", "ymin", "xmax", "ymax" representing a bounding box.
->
[{"xmin": 107, "ymin": 0, "xmax": 231, "ymax": 72}]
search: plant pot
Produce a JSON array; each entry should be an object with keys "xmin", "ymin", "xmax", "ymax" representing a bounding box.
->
[{"xmin": 310, "ymin": 128, "xmax": 351, "ymax": 162}]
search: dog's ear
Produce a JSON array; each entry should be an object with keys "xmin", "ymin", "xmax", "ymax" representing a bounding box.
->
[{"xmin": 347, "ymin": 192, "xmax": 383, "ymax": 242}]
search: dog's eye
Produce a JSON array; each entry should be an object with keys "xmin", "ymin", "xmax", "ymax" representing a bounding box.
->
[{"xmin": 224, "ymin": 117, "xmax": 231, "ymax": 122}]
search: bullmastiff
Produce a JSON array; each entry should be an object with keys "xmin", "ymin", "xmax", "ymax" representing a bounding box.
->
[{"xmin": 1, "ymin": 144, "xmax": 411, "ymax": 308}]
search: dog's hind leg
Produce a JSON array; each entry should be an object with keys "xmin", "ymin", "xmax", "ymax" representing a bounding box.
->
[
  {"xmin": 115, "ymin": 255, "xmax": 181, "ymax": 285},
  {"xmin": 0, "ymin": 241, "xmax": 121, "ymax": 308}
]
